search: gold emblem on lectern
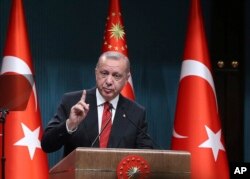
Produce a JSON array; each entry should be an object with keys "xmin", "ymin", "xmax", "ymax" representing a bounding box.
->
[{"xmin": 116, "ymin": 155, "xmax": 150, "ymax": 179}]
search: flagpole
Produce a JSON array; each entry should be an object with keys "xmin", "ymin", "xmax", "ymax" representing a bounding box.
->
[{"xmin": 0, "ymin": 108, "xmax": 9, "ymax": 179}]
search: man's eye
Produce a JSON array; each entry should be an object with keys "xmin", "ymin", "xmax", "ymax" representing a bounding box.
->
[
  {"xmin": 100, "ymin": 71, "xmax": 108, "ymax": 76},
  {"xmin": 113, "ymin": 74, "xmax": 122, "ymax": 80}
]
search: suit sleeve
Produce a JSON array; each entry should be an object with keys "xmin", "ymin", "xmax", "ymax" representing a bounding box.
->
[
  {"xmin": 135, "ymin": 108, "xmax": 154, "ymax": 149},
  {"xmin": 41, "ymin": 95, "xmax": 72, "ymax": 153}
]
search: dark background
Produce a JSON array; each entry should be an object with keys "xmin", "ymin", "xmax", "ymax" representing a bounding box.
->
[{"xmin": 0, "ymin": 0, "xmax": 249, "ymax": 168}]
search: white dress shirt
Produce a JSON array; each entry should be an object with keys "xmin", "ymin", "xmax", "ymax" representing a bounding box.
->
[{"xmin": 96, "ymin": 88, "xmax": 119, "ymax": 134}]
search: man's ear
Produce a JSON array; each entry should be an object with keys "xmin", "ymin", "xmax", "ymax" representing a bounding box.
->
[
  {"xmin": 95, "ymin": 68, "xmax": 98, "ymax": 79},
  {"xmin": 127, "ymin": 72, "xmax": 131, "ymax": 80}
]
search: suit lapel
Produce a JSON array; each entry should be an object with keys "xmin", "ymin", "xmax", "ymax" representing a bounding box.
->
[
  {"xmin": 83, "ymin": 90, "xmax": 131, "ymax": 148},
  {"xmin": 108, "ymin": 95, "xmax": 129, "ymax": 148},
  {"xmin": 83, "ymin": 88, "xmax": 99, "ymax": 147}
]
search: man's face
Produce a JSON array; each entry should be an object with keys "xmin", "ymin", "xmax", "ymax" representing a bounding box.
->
[{"xmin": 95, "ymin": 57, "xmax": 130, "ymax": 101}]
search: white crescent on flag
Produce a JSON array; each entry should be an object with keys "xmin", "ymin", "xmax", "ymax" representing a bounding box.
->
[
  {"xmin": 0, "ymin": 56, "xmax": 38, "ymax": 110},
  {"xmin": 173, "ymin": 59, "xmax": 217, "ymax": 139},
  {"xmin": 180, "ymin": 59, "xmax": 217, "ymax": 110},
  {"xmin": 173, "ymin": 128, "xmax": 188, "ymax": 138}
]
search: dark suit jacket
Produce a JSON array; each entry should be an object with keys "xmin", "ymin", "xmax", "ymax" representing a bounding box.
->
[{"xmin": 41, "ymin": 88, "xmax": 153, "ymax": 157}]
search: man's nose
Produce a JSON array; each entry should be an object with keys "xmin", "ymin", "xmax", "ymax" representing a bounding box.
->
[{"xmin": 105, "ymin": 75, "xmax": 113, "ymax": 85}]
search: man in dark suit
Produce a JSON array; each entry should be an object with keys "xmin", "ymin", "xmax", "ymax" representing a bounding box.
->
[{"xmin": 41, "ymin": 51, "xmax": 153, "ymax": 157}]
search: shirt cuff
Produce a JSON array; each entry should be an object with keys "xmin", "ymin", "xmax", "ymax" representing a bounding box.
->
[{"xmin": 66, "ymin": 119, "xmax": 78, "ymax": 134}]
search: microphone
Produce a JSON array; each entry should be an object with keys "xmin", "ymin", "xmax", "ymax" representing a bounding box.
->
[
  {"xmin": 124, "ymin": 113, "xmax": 164, "ymax": 150},
  {"xmin": 90, "ymin": 103, "xmax": 112, "ymax": 147}
]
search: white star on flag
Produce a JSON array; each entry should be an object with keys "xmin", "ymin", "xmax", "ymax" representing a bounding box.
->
[
  {"xmin": 14, "ymin": 123, "xmax": 41, "ymax": 160},
  {"xmin": 199, "ymin": 125, "xmax": 225, "ymax": 161}
]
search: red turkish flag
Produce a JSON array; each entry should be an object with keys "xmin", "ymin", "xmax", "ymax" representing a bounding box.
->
[
  {"xmin": 0, "ymin": 0, "xmax": 49, "ymax": 179},
  {"xmin": 102, "ymin": 0, "xmax": 135, "ymax": 100},
  {"xmin": 171, "ymin": 0, "xmax": 230, "ymax": 178}
]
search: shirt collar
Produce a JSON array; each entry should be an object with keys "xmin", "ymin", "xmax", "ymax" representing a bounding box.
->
[{"xmin": 96, "ymin": 88, "xmax": 119, "ymax": 109}]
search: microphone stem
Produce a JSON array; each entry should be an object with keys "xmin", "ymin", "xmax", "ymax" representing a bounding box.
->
[{"xmin": 91, "ymin": 115, "xmax": 112, "ymax": 147}]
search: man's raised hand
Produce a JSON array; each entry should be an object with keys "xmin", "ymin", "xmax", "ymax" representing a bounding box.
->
[{"xmin": 66, "ymin": 90, "xmax": 90, "ymax": 131}]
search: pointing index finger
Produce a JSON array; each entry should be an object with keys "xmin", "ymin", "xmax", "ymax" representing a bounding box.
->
[{"xmin": 81, "ymin": 90, "xmax": 86, "ymax": 102}]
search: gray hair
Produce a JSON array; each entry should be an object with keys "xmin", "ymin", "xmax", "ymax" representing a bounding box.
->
[{"xmin": 96, "ymin": 51, "xmax": 130, "ymax": 72}]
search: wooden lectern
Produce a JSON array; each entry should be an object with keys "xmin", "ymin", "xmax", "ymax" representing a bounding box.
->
[{"xmin": 49, "ymin": 148, "xmax": 190, "ymax": 179}]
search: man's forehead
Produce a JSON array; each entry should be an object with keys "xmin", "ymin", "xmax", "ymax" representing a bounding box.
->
[
  {"xmin": 98, "ymin": 60, "xmax": 127, "ymax": 73},
  {"xmin": 100, "ymin": 58, "xmax": 125, "ymax": 66}
]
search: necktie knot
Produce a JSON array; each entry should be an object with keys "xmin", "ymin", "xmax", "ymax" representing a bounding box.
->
[{"xmin": 104, "ymin": 101, "xmax": 111, "ymax": 110}]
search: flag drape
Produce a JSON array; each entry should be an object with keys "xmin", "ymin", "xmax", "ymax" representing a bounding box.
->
[
  {"xmin": 102, "ymin": 0, "xmax": 135, "ymax": 100},
  {"xmin": 0, "ymin": 0, "xmax": 48, "ymax": 178},
  {"xmin": 171, "ymin": 0, "xmax": 230, "ymax": 178}
]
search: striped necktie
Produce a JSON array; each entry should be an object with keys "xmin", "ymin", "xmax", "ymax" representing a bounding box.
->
[{"xmin": 99, "ymin": 102, "xmax": 112, "ymax": 148}]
